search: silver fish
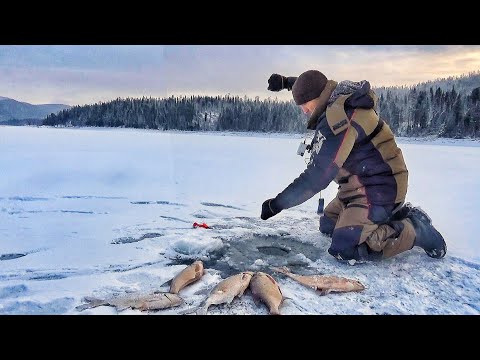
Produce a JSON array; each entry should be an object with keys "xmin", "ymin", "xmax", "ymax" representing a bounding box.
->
[
  {"xmin": 197, "ymin": 271, "xmax": 254, "ymax": 315},
  {"xmin": 170, "ymin": 260, "xmax": 204, "ymax": 294},
  {"xmin": 271, "ymin": 266, "xmax": 365, "ymax": 295},
  {"xmin": 250, "ymin": 272, "xmax": 285, "ymax": 315},
  {"xmin": 75, "ymin": 292, "xmax": 184, "ymax": 312}
]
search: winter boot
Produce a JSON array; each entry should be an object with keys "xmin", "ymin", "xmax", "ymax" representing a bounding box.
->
[
  {"xmin": 407, "ymin": 206, "xmax": 447, "ymax": 258},
  {"xmin": 354, "ymin": 243, "xmax": 383, "ymax": 262}
]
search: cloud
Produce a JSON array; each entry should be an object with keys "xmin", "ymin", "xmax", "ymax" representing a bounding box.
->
[
  {"xmin": 0, "ymin": 45, "xmax": 166, "ymax": 71},
  {"xmin": 0, "ymin": 45, "xmax": 479, "ymax": 105}
]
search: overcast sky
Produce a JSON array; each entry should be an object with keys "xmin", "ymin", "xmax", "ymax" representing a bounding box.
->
[{"xmin": 1, "ymin": 45, "xmax": 480, "ymax": 106}]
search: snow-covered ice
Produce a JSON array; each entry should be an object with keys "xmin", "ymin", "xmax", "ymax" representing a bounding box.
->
[{"xmin": 1, "ymin": 125, "xmax": 479, "ymax": 315}]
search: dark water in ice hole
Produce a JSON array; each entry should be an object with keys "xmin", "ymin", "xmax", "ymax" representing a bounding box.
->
[{"xmin": 168, "ymin": 234, "xmax": 323, "ymax": 278}]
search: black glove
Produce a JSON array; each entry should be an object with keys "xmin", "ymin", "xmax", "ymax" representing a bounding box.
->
[
  {"xmin": 267, "ymin": 74, "xmax": 297, "ymax": 91},
  {"xmin": 267, "ymin": 73, "xmax": 288, "ymax": 92},
  {"xmin": 261, "ymin": 198, "xmax": 282, "ymax": 220}
]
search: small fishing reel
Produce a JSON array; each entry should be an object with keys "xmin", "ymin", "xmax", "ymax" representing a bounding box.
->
[{"xmin": 297, "ymin": 130, "xmax": 322, "ymax": 165}]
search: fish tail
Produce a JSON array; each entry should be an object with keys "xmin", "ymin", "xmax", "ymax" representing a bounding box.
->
[
  {"xmin": 161, "ymin": 278, "xmax": 173, "ymax": 289},
  {"xmin": 75, "ymin": 303, "xmax": 94, "ymax": 311},
  {"xmin": 168, "ymin": 283, "xmax": 180, "ymax": 294},
  {"xmin": 177, "ymin": 306, "xmax": 199, "ymax": 315},
  {"xmin": 196, "ymin": 304, "xmax": 210, "ymax": 315},
  {"xmin": 270, "ymin": 266, "xmax": 290, "ymax": 275},
  {"xmin": 75, "ymin": 297, "xmax": 105, "ymax": 311},
  {"xmin": 269, "ymin": 306, "xmax": 281, "ymax": 315}
]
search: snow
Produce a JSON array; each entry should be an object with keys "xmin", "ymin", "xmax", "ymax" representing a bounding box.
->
[{"xmin": 0, "ymin": 125, "xmax": 479, "ymax": 315}]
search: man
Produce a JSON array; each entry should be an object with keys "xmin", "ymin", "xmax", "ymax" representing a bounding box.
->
[{"xmin": 260, "ymin": 70, "xmax": 447, "ymax": 262}]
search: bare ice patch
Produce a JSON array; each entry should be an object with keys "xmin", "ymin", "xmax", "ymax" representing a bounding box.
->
[
  {"xmin": 0, "ymin": 297, "xmax": 75, "ymax": 315},
  {"xmin": 131, "ymin": 200, "xmax": 185, "ymax": 206},
  {"xmin": 0, "ymin": 284, "xmax": 28, "ymax": 299},
  {"xmin": 7, "ymin": 196, "xmax": 50, "ymax": 201},
  {"xmin": 200, "ymin": 202, "xmax": 244, "ymax": 211},
  {"xmin": 61, "ymin": 195, "xmax": 127, "ymax": 199},
  {"xmin": 0, "ymin": 253, "xmax": 26, "ymax": 261},
  {"xmin": 159, "ymin": 215, "xmax": 190, "ymax": 223},
  {"xmin": 111, "ymin": 232, "xmax": 164, "ymax": 244}
]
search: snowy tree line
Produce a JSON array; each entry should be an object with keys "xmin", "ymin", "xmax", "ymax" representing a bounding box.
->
[
  {"xmin": 44, "ymin": 72, "xmax": 480, "ymax": 138},
  {"xmin": 375, "ymin": 71, "xmax": 480, "ymax": 138},
  {"xmin": 43, "ymin": 95, "xmax": 306, "ymax": 133}
]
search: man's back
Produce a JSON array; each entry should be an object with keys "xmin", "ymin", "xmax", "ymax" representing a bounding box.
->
[
  {"xmin": 335, "ymin": 110, "xmax": 408, "ymax": 206},
  {"xmin": 312, "ymin": 81, "xmax": 408, "ymax": 207}
]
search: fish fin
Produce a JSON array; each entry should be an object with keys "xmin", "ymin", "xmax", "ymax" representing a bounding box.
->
[
  {"xmin": 193, "ymin": 287, "xmax": 211, "ymax": 296},
  {"xmin": 160, "ymin": 278, "xmax": 173, "ymax": 289},
  {"xmin": 196, "ymin": 305, "xmax": 209, "ymax": 315},
  {"xmin": 318, "ymin": 289, "xmax": 331, "ymax": 296},
  {"xmin": 82, "ymin": 296, "xmax": 99, "ymax": 302},
  {"xmin": 184, "ymin": 296, "xmax": 209, "ymax": 315},
  {"xmin": 75, "ymin": 297, "xmax": 105, "ymax": 311},
  {"xmin": 75, "ymin": 304, "xmax": 93, "ymax": 311},
  {"xmin": 177, "ymin": 306, "xmax": 201, "ymax": 315},
  {"xmin": 76, "ymin": 302, "xmax": 97, "ymax": 311},
  {"xmin": 195, "ymin": 300, "xmax": 211, "ymax": 315}
]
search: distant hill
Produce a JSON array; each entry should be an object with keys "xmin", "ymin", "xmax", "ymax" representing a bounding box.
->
[
  {"xmin": 372, "ymin": 71, "xmax": 480, "ymax": 138},
  {"xmin": 373, "ymin": 71, "xmax": 480, "ymax": 98},
  {"xmin": 0, "ymin": 97, "xmax": 71, "ymax": 122}
]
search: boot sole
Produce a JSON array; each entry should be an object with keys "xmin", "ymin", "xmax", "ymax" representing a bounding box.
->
[{"xmin": 425, "ymin": 226, "xmax": 447, "ymax": 258}]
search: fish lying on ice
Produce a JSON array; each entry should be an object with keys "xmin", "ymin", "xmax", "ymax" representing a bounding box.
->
[
  {"xmin": 197, "ymin": 271, "xmax": 254, "ymax": 315},
  {"xmin": 271, "ymin": 266, "xmax": 365, "ymax": 295},
  {"xmin": 169, "ymin": 260, "xmax": 205, "ymax": 294},
  {"xmin": 249, "ymin": 272, "xmax": 285, "ymax": 315},
  {"xmin": 75, "ymin": 292, "xmax": 184, "ymax": 312}
]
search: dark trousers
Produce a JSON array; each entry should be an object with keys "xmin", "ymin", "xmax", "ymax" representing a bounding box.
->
[{"xmin": 319, "ymin": 195, "xmax": 415, "ymax": 260}]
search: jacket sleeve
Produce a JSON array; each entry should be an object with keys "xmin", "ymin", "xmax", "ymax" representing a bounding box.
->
[
  {"xmin": 285, "ymin": 77, "xmax": 297, "ymax": 91},
  {"xmin": 274, "ymin": 124, "xmax": 358, "ymax": 210}
]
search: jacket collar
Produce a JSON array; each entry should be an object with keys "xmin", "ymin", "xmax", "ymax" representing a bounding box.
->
[{"xmin": 306, "ymin": 80, "xmax": 338, "ymax": 130}]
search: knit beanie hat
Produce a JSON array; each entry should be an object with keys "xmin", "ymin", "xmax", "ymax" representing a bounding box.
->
[{"xmin": 292, "ymin": 70, "xmax": 328, "ymax": 105}]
